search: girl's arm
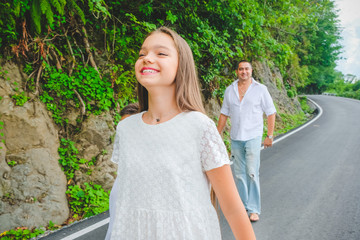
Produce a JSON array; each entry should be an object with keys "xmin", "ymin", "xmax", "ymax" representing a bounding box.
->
[{"xmin": 206, "ymin": 164, "xmax": 256, "ymax": 240}]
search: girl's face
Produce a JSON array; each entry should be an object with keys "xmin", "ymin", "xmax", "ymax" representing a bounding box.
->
[{"xmin": 135, "ymin": 32, "xmax": 179, "ymax": 90}]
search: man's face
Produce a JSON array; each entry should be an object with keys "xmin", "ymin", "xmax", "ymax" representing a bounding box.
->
[{"xmin": 236, "ymin": 62, "xmax": 252, "ymax": 81}]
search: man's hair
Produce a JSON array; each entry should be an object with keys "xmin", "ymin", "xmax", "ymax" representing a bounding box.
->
[
  {"xmin": 137, "ymin": 26, "xmax": 205, "ymax": 114},
  {"xmin": 120, "ymin": 103, "xmax": 139, "ymax": 117},
  {"xmin": 236, "ymin": 60, "xmax": 252, "ymax": 69}
]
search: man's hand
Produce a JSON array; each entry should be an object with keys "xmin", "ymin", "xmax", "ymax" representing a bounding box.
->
[
  {"xmin": 263, "ymin": 136, "xmax": 273, "ymax": 148},
  {"xmin": 217, "ymin": 114, "xmax": 228, "ymax": 135},
  {"xmin": 264, "ymin": 113, "xmax": 276, "ymax": 148}
]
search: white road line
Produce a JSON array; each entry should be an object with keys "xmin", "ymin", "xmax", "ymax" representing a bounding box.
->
[
  {"xmin": 60, "ymin": 97, "xmax": 323, "ymax": 239},
  {"xmin": 60, "ymin": 218, "xmax": 109, "ymax": 240},
  {"xmin": 261, "ymin": 97, "xmax": 323, "ymax": 149}
]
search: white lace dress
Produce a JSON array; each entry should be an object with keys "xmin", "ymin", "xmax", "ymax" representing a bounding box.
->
[{"xmin": 105, "ymin": 111, "xmax": 230, "ymax": 240}]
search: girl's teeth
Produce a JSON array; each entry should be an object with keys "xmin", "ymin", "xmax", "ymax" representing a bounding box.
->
[{"xmin": 143, "ymin": 69, "xmax": 157, "ymax": 73}]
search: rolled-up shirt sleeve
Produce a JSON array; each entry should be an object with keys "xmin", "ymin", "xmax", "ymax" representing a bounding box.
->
[
  {"xmin": 261, "ymin": 87, "xmax": 277, "ymax": 116},
  {"xmin": 220, "ymin": 87, "xmax": 231, "ymax": 117}
]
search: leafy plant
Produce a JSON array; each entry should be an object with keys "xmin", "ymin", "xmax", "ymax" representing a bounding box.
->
[
  {"xmin": 66, "ymin": 182, "xmax": 109, "ymax": 218},
  {"xmin": 299, "ymin": 96, "xmax": 314, "ymax": 114},
  {"xmin": 326, "ymin": 75, "xmax": 360, "ymax": 100},
  {"xmin": 287, "ymin": 89, "xmax": 296, "ymax": 99},
  {"xmin": 58, "ymin": 138, "xmax": 80, "ymax": 180},
  {"xmin": 223, "ymin": 130, "xmax": 231, "ymax": 153},
  {"xmin": 40, "ymin": 64, "xmax": 115, "ymax": 125},
  {"xmin": 11, "ymin": 92, "xmax": 29, "ymax": 106},
  {"xmin": 273, "ymin": 111, "xmax": 308, "ymax": 137},
  {"xmin": 47, "ymin": 220, "xmax": 60, "ymax": 231},
  {"xmin": 7, "ymin": 160, "xmax": 17, "ymax": 167},
  {"xmin": 0, "ymin": 227, "xmax": 45, "ymax": 240},
  {"xmin": 58, "ymin": 138, "xmax": 110, "ymax": 219}
]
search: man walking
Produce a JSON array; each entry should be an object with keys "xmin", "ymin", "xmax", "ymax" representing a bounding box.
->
[{"xmin": 217, "ymin": 60, "xmax": 276, "ymax": 222}]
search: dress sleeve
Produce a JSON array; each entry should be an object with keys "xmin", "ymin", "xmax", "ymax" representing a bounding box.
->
[
  {"xmin": 200, "ymin": 117, "xmax": 230, "ymax": 171},
  {"xmin": 110, "ymin": 124, "xmax": 121, "ymax": 164}
]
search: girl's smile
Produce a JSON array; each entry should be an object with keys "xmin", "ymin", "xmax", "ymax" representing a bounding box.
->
[{"xmin": 140, "ymin": 67, "xmax": 160, "ymax": 75}]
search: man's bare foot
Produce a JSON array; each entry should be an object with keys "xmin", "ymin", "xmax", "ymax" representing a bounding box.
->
[{"xmin": 249, "ymin": 213, "xmax": 259, "ymax": 222}]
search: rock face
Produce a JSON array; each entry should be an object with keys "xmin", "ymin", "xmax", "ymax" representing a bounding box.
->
[
  {"xmin": 73, "ymin": 113, "xmax": 118, "ymax": 191},
  {"xmin": 252, "ymin": 61, "xmax": 302, "ymax": 114},
  {"xmin": 0, "ymin": 62, "xmax": 69, "ymax": 232}
]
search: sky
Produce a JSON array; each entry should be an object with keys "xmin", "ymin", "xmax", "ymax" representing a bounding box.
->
[{"xmin": 335, "ymin": 0, "xmax": 360, "ymax": 78}]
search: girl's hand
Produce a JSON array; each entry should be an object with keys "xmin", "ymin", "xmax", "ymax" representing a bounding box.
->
[{"xmin": 206, "ymin": 165, "xmax": 256, "ymax": 240}]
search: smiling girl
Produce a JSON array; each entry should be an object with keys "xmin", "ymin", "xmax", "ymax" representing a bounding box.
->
[{"xmin": 105, "ymin": 27, "xmax": 256, "ymax": 240}]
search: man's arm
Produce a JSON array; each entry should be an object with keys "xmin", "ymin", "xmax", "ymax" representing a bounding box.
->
[
  {"xmin": 263, "ymin": 113, "xmax": 276, "ymax": 148},
  {"xmin": 217, "ymin": 114, "xmax": 228, "ymax": 135}
]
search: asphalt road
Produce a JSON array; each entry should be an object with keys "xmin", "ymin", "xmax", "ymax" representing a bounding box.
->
[{"xmin": 41, "ymin": 95, "xmax": 360, "ymax": 240}]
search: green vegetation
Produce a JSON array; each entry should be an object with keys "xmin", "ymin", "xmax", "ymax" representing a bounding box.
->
[
  {"xmin": 0, "ymin": 220, "xmax": 62, "ymax": 239},
  {"xmin": 47, "ymin": 221, "xmax": 61, "ymax": 231},
  {"xmin": 0, "ymin": 0, "xmax": 343, "ymax": 101},
  {"xmin": 274, "ymin": 112, "xmax": 308, "ymax": 136},
  {"xmin": 0, "ymin": 227, "xmax": 45, "ymax": 240},
  {"xmin": 67, "ymin": 183, "xmax": 109, "ymax": 218},
  {"xmin": 7, "ymin": 160, "xmax": 17, "ymax": 167},
  {"xmin": 58, "ymin": 138, "xmax": 110, "ymax": 219},
  {"xmin": 58, "ymin": 139, "xmax": 82, "ymax": 180},
  {"xmin": 11, "ymin": 92, "xmax": 29, "ymax": 106},
  {"xmin": 273, "ymin": 96, "xmax": 315, "ymax": 137},
  {"xmin": 299, "ymin": 96, "xmax": 313, "ymax": 114},
  {"xmin": 40, "ymin": 64, "xmax": 115, "ymax": 126},
  {"xmin": 326, "ymin": 74, "xmax": 360, "ymax": 100}
]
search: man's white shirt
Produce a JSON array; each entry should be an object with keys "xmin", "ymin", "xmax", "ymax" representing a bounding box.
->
[{"xmin": 220, "ymin": 78, "xmax": 276, "ymax": 141}]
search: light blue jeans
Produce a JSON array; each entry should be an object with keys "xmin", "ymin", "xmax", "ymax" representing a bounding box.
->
[{"xmin": 231, "ymin": 137, "xmax": 262, "ymax": 214}]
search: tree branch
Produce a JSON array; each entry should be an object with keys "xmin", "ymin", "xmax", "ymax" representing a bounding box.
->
[
  {"xmin": 74, "ymin": 89, "xmax": 86, "ymax": 116},
  {"xmin": 50, "ymin": 48, "xmax": 62, "ymax": 70},
  {"xmin": 72, "ymin": 31, "xmax": 86, "ymax": 66},
  {"xmin": 62, "ymin": 26, "xmax": 76, "ymax": 76},
  {"xmin": 32, "ymin": 62, "xmax": 43, "ymax": 97},
  {"xmin": 24, "ymin": 69, "xmax": 37, "ymax": 92},
  {"xmin": 82, "ymin": 26, "xmax": 101, "ymax": 78}
]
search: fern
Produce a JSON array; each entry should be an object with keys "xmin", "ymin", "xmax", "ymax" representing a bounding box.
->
[
  {"xmin": 50, "ymin": 0, "xmax": 65, "ymax": 15},
  {"xmin": 14, "ymin": 1, "xmax": 21, "ymax": 17},
  {"xmin": 67, "ymin": 0, "xmax": 86, "ymax": 24},
  {"xmin": 40, "ymin": 0, "xmax": 50, "ymax": 14},
  {"xmin": 58, "ymin": 0, "xmax": 66, "ymax": 13},
  {"xmin": 31, "ymin": 0, "xmax": 42, "ymax": 33},
  {"xmin": 29, "ymin": 0, "xmax": 67, "ymax": 34},
  {"xmin": 58, "ymin": 0, "xmax": 66, "ymax": 7},
  {"xmin": 40, "ymin": 0, "xmax": 54, "ymax": 26},
  {"xmin": 88, "ymin": 0, "xmax": 111, "ymax": 19}
]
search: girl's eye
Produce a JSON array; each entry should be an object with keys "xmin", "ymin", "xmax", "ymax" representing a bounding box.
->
[
  {"xmin": 158, "ymin": 52, "xmax": 168, "ymax": 56},
  {"xmin": 138, "ymin": 51, "xmax": 146, "ymax": 57}
]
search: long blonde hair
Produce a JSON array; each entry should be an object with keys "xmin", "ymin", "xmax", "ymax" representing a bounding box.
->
[{"xmin": 137, "ymin": 26, "xmax": 205, "ymax": 114}]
